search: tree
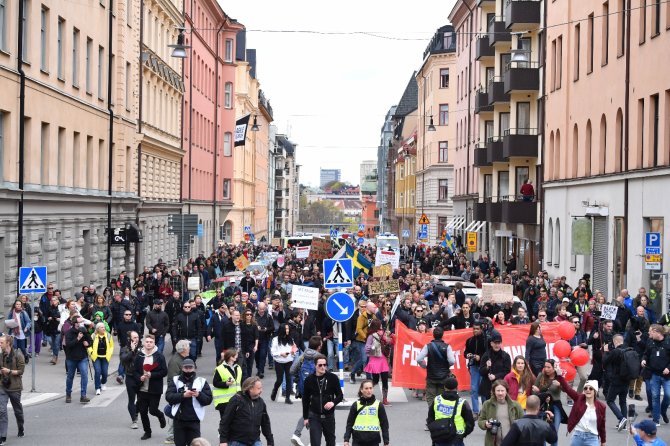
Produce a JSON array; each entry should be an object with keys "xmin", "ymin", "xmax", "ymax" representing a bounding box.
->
[{"xmin": 300, "ymin": 200, "xmax": 344, "ymax": 224}]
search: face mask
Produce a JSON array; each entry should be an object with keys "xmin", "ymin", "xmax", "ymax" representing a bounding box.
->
[{"xmin": 182, "ymin": 371, "xmax": 195, "ymax": 379}]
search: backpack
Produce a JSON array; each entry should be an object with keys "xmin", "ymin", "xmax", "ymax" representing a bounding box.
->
[
  {"xmin": 296, "ymin": 355, "xmax": 316, "ymax": 398},
  {"xmin": 619, "ymin": 347, "xmax": 641, "ymax": 381}
]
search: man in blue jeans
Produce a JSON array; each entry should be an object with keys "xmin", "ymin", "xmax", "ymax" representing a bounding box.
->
[
  {"xmin": 642, "ymin": 324, "xmax": 670, "ymax": 425},
  {"xmin": 350, "ymin": 301, "xmax": 374, "ymax": 384},
  {"xmin": 64, "ymin": 316, "xmax": 93, "ymax": 403},
  {"xmin": 463, "ymin": 322, "xmax": 488, "ymax": 416}
]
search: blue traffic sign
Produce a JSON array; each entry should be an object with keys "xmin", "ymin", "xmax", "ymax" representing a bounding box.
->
[
  {"xmin": 357, "ymin": 237, "xmax": 365, "ymax": 244},
  {"xmin": 646, "ymin": 232, "xmax": 661, "ymax": 248},
  {"xmin": 358, "ymin": 224, "xmax": 365, "ymax": 231},
  {"xmin": 420, "ymin": 224, "xmax": 428, "ymax": 232},
  {"xmin": 244, "ymin": 225, "xmax": 251, "ymax": 233},
  {"xmin": 325, "ymin": 292, "xmax": 356, "ymax": 322},
  {"xmin": 18, "ymin": 266, "xmax": 48, "ymax": 294},
  {"xmin": 402, "ymin": 229, "xmax": 410, "ymax": 238},
  {"xmin": 323, "ymin": 258, "xmax": 354, "ymax": 289},
  {"xmin": 330, "ymin": 229, "xmax": 338, "ymax": 238},
  {"xmin": 418, "ymin": 231, "xmax": 428, "ymax": 239}
]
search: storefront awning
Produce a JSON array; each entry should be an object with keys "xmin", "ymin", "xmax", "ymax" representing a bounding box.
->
[
  {"xmin": 446, "ymin": 216, "xmax": 465, "ymax": 230},
  {"xmin": 464, "ymin": 220, "xmax": 487, "ymax": 233}
]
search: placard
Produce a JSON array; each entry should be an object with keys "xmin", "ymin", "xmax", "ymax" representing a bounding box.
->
[
  {"xmin": 187, "ymin": 276, "xmax": 201, "ymax": 291},
  {"xmin": 368, "ymin": 280, "xmax": 401, "ymax": 295},
  {"xmin": 310, "ymin": 237, "xmax": 332, "ymax": 260},
  {"xmin": 600, "ymin": 304, "xmax": 618, "ymax": 320},
  {"xmin": 375, "ymin": 249, "xmax": 400, "ymax": 269},
  {"xmin": 480, "ymin": 283, "xmax": 514, "ymax": 303},
  {"xmin": 296, "ymin": 246, "xmax": 311, "ymax": 259},
  {"xmin": 234, "ymin": 255, "xmax": 250, "ymax": 271},
  {"xmin": 291, "ymin": 285, "xmax": 319, "ymax": 310},
  {"xmin": 373, "ymin": 263, "xmax": 393, "ymax": 279}
]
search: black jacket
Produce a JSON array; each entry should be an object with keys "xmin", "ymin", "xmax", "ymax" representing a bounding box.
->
[
  {"xmin": 425, "ymin": 340, "xmax": 453, "ymax": 383},
  {"xmin": 145, "ymin": 309, "xmax": 170, "ymax": 338},
  {"xmin": 64, "ymin": 328, "xmax": 93, "ymax": 361},
  {"xmin": 165, "ymin": 373, "xmax": 213, "ymax": 422},
  {"xmin": 254, "ymin": 311, "xmax": 274, "ymax": 340},
  {"xmin": 132, "ymin": 348, "xmax": 168, "ymax": 395},
  {"xmin": 479, "ymin": 348, "xmax": 512, "ymax": 400},
  {"xmin": 603, "ymin": 345, "xmax": 629, "ymax": 383},
  {"xmin": 172, "ymin": 311, "xmax": 205, "ymax": 341},
  {"xmin": 110, "ymin": 299, "xmax": 134, "ymax": 327},
  {"xmin": 500, "ymin": 415, "xmax": 557, "ymax": 446},
  {"xmin": 117, "ymin": 320, "xmax": 141, "ymax": 348},
  {"xmin": 301, "ymin": 372, "xmax": 344, "ymax": 419},
  {"xmin": 219, "ymin": 392, "xmax": 274, "ymax": 446},
  {"xmin": 427, "ymin": 390, "xmax": 475, "ymax": 443},
  {"xmin": 464, "ymin": 334, "xmax": 488, "ymax": 368},
  {"xmin": 344, "ymin": 395, "xmax": 390, "ymax": 445},
  {"xmin": 120, "ymin": 344, "xmax": 140, "ymax": 382},
  {"xmin": 643, "ymin": 335, "xmax": 670, "ymax": 375},
  {"xmin": 207, "ymin": 310, "xmax": 229, "ymax": 339}
]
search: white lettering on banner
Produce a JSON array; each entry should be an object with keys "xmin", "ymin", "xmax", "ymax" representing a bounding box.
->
[
  {"xmin": 291, "ymin": 285, "xmax": 319, "ymax": 311},
  {"xmin": 401, "ymin": 342, "xmax": 422, "ymax": 367},
  {"xmin": 375, "ymin": 249, "xmax": 400, "ymax": 269},
  {"xmin": 234, "ymin": 124, "xmax": 247, "ymax": 143}
]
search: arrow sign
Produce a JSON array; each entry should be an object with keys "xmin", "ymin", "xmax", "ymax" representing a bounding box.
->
[
  {"xmin": 325, "ymin": 292, "xmax": 356, "ymax": 322},
  {"xmin": 332, "ymin": 298, "xmax": 349, "ymax": 315}
]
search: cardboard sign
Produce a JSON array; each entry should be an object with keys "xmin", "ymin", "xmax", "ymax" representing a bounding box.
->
[
  {"xmin": 310, "ymin": 237, "xmax": 332, "ymax": 260},
  {"xmin": 187, "ymin": 276, "xmax": 200, "ymax": 291},
  {"xmin": 368, "ymin": 280, "xmax": 401, "ymax": 295},
  {"xmin": 296, "ymin": 246, "xmax": 311, "ymax": 259},
  {"xmin": 375, "ymin": 249, "xmax": 400, "ymax": 269},
  {"xmin": 480, "ymin": 283, "xmax": 514, "ymax": 303},
  {"xmin": 234, "ymin": 255, "xmax": 250, "ymax": 271},
  {"xmin": 373, "ymin": 263, "xmax": 393, "ymax": 279},
  {"xmin": 600, "ymin": 304, "xmax": 618, "ymax": 320},
  {"xmin": 291, "ymin": 285, "xmax": 320, "ymax": 311}
]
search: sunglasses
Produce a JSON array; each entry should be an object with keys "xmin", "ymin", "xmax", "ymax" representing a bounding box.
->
[
  {"xmin": 316, "ymin": 364, "xmax": 327, "ymax": 367},
  {"xmin": 124, "ymin": 313, "xmax": 132, "ymax": 316},
  {"xmin": 538, "ymin": 314, "xmax": 547, "ymax": 318},
  {"xmin": 583, "ymin": 386, "xmax": 595, "ymax": 391}
]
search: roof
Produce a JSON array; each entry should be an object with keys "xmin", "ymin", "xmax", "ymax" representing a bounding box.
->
[
  {"xmin": 276, "ymin": 135, "xmax": 295, "ymax": 156},
  {"xmin": 393, "ymin": 73, "xmax": 418, "ymax": 118}
]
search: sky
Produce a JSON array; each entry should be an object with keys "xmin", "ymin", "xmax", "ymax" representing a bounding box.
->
[{"xmin": 222, "ymin": 0, "xmax": 457, "ymax": 187}]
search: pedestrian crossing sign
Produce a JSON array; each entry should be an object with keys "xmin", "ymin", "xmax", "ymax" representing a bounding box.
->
[
  {"xmin": 323, "ymin": 258, "xmax": 354, "ymax": 289},
  {"xmin": 18, "ymin": 266, "xmax": 48, "ymax": 294}
]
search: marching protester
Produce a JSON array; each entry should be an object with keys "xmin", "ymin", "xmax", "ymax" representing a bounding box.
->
[
  {"xmin": 133, "ymin": 334, "xmax": 168, "ymax": 440},
  {"xmin": 478, "ymin": 380, "xmax": 524, "ymax": 446},
  {"xmin": 164, "ymin": 339, "xmax": 191, "ymax": 444},
  {"xmin": 555, "ymin": 376, "xmax": 607, "ymax": 446},
  {"xmin": 500, "ymin": 395, "xmax": 557, "ymax": 446},
  {"xmin": 464, "ymin": 321, "xmax": 488, "ymax": 417},
  {"xmin": 212, "ymin": 348, "xmax": 242, "ymax": 422},
  {"xmin": 363, "ymin": 319, "xmax": 393, "ymax": 406},
  {"xmin": 64, "ymin": 315, "xmax": 93, "ymax": 404},
  {"xmin": 88, "ymin": 322, "xmax": 114, "ymax": 396},
  {"xmin": 145, "ymin": 298, "xmax": 170, "ymax": 354},
  {"xmin": 532, "ymin": 359, "xmax": 568, "ymax": 446},
  {"xmin": 524, "ymin": 322, "xmax": 546, "ymax": 377},
  {"xmin": 270, "ymin": 322, "xmax": 297, "ymax": 405},
  {"xmin": 344, "ymin": 379, "xmax": 390, "ymax": 446},
  {"xmin": 426, "ymin": 377, "xmax": 474, "ymax": 446},
  {"xmin": 0, "ymin": 335, "xmax": 25, "ymax": 442},
  {"xmin": 302, "ymin": 354, "xmax": 344, "ymax": 446},
  {"xmin": 504, "ymin": 355, "xmax": 535, "ymax": 410},
  {"xmin": 120, "ymin": 330, "xmax": 142, "ymax": 430},
  {"xmin": 417, "ymin": 326, "xmax": 455, "ymax": 407},
  {"xmin": 218, "ymin": 376, "xmax": 275, "ymax": 446}
]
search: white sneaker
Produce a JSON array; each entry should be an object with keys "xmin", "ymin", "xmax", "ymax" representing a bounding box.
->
[
  {"xmin": 130, "ymin": 422, "xmax": 139, "ymax": 429},
  {"xmin": 101, "ymin": 384, "xmax": 107, "ymax": 391},
  {"xmin": 290, "ymin": 434, "xmax": 305, "ymax": 446},
  {"xmin": 95, "ymin": 389, "xmax": 101, "ymax": 395}
]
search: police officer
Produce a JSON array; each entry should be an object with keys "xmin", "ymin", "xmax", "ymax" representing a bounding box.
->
[
  {"xmin": 427, "ymin": 377, "xmax": 475, "ymax": 446},
  {"xmin": 343, "ymin": 379, "xmax": 389, "ymax": 446},
  {"xmin": 212, "ymin": 348, "xmax": 242, "ymax": 421}
]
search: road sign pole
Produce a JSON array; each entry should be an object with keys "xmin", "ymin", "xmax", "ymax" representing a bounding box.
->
[
  {"xmin": 337, "ymin": 322, "xmax": 344, "ymax": 389},
  {"xmin": 30, "ymin": 292, "xmax": 36, "ymax": 392}
]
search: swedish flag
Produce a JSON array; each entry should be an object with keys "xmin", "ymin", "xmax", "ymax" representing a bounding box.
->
[
  {"xmin": 441, "ymin": 232, "xmax": 455, "ymax": 255},
  {"xmin": 345, "ymin": 243, "xmax": 372, "ymax": 278}
]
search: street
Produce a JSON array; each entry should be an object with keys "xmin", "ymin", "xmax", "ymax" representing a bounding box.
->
[{"xmin": 8, "ymin": 341, "xmax": 667, "ymax": 446}]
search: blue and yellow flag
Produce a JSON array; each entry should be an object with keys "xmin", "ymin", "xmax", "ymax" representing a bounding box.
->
[
  {"xmin": 441, "ymin": 231, "xmax": 455, "ymax": 255},
  {"xmin": 345, "ymin": 243, "xmax": 372, "ymax": 278}
]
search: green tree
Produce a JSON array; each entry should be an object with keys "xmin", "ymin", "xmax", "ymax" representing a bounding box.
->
[{"xmin": 300, "ymin": 200, "xmax": 344, "ymax": 224}]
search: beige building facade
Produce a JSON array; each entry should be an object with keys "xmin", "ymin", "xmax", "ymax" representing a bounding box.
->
[
  {"xmin": 0, "ymin": 0, "xmax": 140, "ymax": 303},
  {"xmin": 544, "ymin": 0, "xmax": 670, "ymax": 312}
]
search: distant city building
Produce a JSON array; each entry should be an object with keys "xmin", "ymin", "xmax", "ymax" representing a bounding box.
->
[
  {"xmin": 378, "ymin": 106, "xmax": 397, "ymax": 234},
  {"xmin": 359, "ymin": 161, "xmax": 376, "ymax": 187},
  {"xmin": 320, "ymin": 168, "xmax": 341, "ymax": 187}
]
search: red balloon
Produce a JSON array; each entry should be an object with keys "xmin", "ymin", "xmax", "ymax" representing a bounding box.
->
[
  {"xmin": 558, "ymin": 321, "xmax": 576, "ymax": 341},
  {"xmin": 559, "ymin": 361, "xmax": 577, "ymax": 381},
  {"xmin": 553, "ymin": 340, "xmax": 572, "ymax": 359},
  {"xmin": 570, "ymin": 347, "xmax": 590, "ymax": 367}
]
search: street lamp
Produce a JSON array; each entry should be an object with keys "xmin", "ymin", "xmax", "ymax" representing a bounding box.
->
[
  {"xmin": 426, "ymin": 115, "xmax": 436, "ymax": 132},
  {"xmin": 168, "ymin": 28, "xmax": 190, "ymax": 58},
  {"xmin": 250, "ymin": 114, "xmax": 260, "ymax": 132},
  {"xmin": 510, "ymin": 31, "xmax": 530, "ymax": 63}
]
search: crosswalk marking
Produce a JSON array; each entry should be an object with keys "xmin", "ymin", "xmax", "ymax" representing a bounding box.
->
[{"xmin": 83, "ymin": 385, "xmax": 127, "ymax": 408}]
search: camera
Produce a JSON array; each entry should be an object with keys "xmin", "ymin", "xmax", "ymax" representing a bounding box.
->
[
  {"xmin": 488, "ymin": 419, "xmax": 501, "ymax": 435},
  {"xmin": 1, "ymin": 376, "xmax": 10, "ymax": 389},
  {"xmin": 539, "ymin": 411, "xmax": 550, "ymax": 422}
]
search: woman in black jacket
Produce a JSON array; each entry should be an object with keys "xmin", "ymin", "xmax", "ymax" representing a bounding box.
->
[
  {"xmin": 240, "ymin": 310, "xmax": 259, "ymax": 380},
  {"xmin": 344, "ymin": 380, "xmax": 390, "ymax": 446},
  {"xmin": 218, "ymin": 376, "xmax": 274, "ymax": 446},
  {"xmin": 525, "ymin": 322, "xmax": 547, "ymax": 376}
]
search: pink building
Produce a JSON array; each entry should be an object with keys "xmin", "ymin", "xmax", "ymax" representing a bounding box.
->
[{"xmin": 182, "ymin": 0, "xmax": 243, "ymax": 253}]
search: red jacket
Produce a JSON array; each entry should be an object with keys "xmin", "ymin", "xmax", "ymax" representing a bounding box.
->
[{"xmin": 556, "ymin": 375, "xmax": 606, "ymax": 444}]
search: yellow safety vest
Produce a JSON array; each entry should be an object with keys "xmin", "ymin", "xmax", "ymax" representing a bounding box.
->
[
  {"xmin": 433, "ymin": 396, "xmax": 465, "ymax": 434},
  {"xmin": 212, "ymin": 363, "xmax": 242, "ymax": 408},
  {"xmin": 352, "ymin": 400, "xmax": 381, "ymax": 432}
]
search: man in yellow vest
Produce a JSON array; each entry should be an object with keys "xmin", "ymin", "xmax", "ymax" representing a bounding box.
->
[
  {"xmin": 212, "ymin": 348, "xmax": 242, "ymax": 421},
  {"xmin": 427, "ymin": 377, "xmax": 475, "ymax": 446}
]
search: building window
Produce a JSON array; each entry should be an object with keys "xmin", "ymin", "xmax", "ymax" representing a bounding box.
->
[
  {"xmin": 640, "ymin": 0, "xmax": 647, "ymax": 44},
  {"xmin": 439, "ymin": 104, "xmax": 449, "ymax": 125},
  {"xmin": 0, "ymin": 111, "xmax": 4, "ymax": 181},
  {"xmin": 602, "ymin": 2, "xmax": 609, "ymax": 66},
  {"xmin": 224, "ymin": 82, "xmax": 232, "ymax": 108},
  {"xmin": 440, "ymin": 68, "xmax": 449, "ymax": 88},
  {"xmin": 438, "ymin": 141, "xmax": 448, "ymax": 163},
  {"xmin": 0, "ymin": 0, "xmax": 6, "ymax": 51},
  {"xmin": 652, "ymin": 0, "xmax": 661, "ymax": 35},
  {"xmin": 225, "ymin": 38, "xmax": 233, "ymax": 62},
  {"xmin": 587, "ymin": 13, "xmax": 594, "ymax": 73},
  {"xmin": 57, "ymin": 17, "xmax": 64, "ymax": 79},
  {"xmin": 574, "ymin": 24, "xmax": 580, "ymax": 81},
  {"xmin": 652, "ymin": 93, "xmax": 659, "ymax": 166},
  {"xmin": 97, "ymin": 46, "xmax": 104, "ymax": 99},
  {"xmin": 40, "ymin": 122, "xmax": 49, "ymax": 183},
  {"xmin": 617, "ymin": 0, "xmax": 625, "ymax": 56},
  {"xmin": 438, "ymin": 179, "xmax": 448, "ymax": 201},
  {"xmin": 125, "ymin": 62, "xmax": 131, "ymax": 110},
  {"xmin": 21, "ymin": 0, "xmax": 29, "ymax": 61},
  {"xmin": 126, "ymin": 0, "xmax": 132, "ymax": 27},
  {"xmin": 40, "ymin": 6, "xmax": 48, "ymax": 72},
  {"xmin": 223, "ymin": 179, "xmax": 230, "ymax": 199},
  {"xmin": 556, "ymin": 35, "xmax": 563, "ymax": 89},
  {"xmin": 85, "ymin": 38, "xmax": 92, "ymax": 93},
  {"xmin": 223, "ymin": 132, "xmax": 232, "ymax": 156},
  {"xmin": 72, "ymin": 29, "xmax": 79, "ymax": 87}
]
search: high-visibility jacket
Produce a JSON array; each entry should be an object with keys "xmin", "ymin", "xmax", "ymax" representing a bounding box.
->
[
  {"xmin": 434, "ymin": 396, "xmax": 466, "ymax": 434},
  {"xmin": 212, "ymin": 363, "xmax": 242, "ymax": 408},
  {"xmin": 352, "ymin": 400, "xmax": 381, "ymax": 432}
]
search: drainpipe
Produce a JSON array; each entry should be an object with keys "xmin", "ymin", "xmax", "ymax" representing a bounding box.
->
[
  {"xmin": 213, "ymin": 19, "xmax": 225, "ymax": 249},
  {"xmin": 16, "ymin": 0, "xmax": 26, "ymax": 283},
  {"xmin": 538, "ymin": 0, "xmax": 548, "ymax": 273},
  {"xmin": 463, "ymin": 0, "xmax": 476, "ymax": 253},
  {"xmin": 623, "ymin": 0, "xmax": 631, "ymax": 288},
  {"xmin": 135, "ymin": 0, "xmax": 145, "ymax": 276},
  {"xmin": 106, "ymin": 0, "xmax": 115, "ymax": 286}
]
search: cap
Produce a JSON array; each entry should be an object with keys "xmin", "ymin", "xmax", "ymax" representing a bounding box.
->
[
  {"xmin": 562, "ymin": 297, "xmax": 570, "ymax": 303},
  {"xmin": 230, "ymin": 279, "xmax": 236, "ymax": 283},
  {"xmin": 153, "ymin": 299, "xmax": 163, "ymax": 305},
  {"xmin": 274, "ymin": 290, "xmax": 281, "ymax": 296},
  {"xmin": 512, "ymin": 296, "xmax": 520, "ymax": 303},
  {"xmin": 181, "ymin": 358, "xmax": 196, "ymax": 368},
  {"xmin": 303, "ymin": 267, "xmax": 309, "ymax": 271},
  {"xmin": 417, "ymin": 319, "xmax": 427, "ymax": 326},
  {"xmin": 634, "ymin": 420, "xmax": 657, "ymax": 435},
  {"xmin": 74, "ymin": 292, "xmax": 84, "ymax": 299},
  {"xmin": 584, "ymin": 379, "xmax": 599, "ymax": 393},
  {"xmin": 444, "ymin": 377, "xmax": 458, "ymax": 390},
  {"xmin": 490, "ymin": 333, "xmax": 503, "ymax": 343}
]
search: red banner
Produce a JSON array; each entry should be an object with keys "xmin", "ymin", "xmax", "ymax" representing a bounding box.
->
[{"xmin": 391, "ymin": 322, "xmax": 563, "ymax": 391}]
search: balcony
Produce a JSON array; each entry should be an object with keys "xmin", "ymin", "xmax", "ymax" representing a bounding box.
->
[
  {"xmin": 488, "ymin": 18, "xmax": 511, "ymax": 46},
  {"xmin": 476, "ymin": 36, "xmax": 494, "ymax": 60},
  {"xmin": 487, "ymin": 77, "xmax": 510, "ymax": 105},
  {"xmin": 275, "ymin": 168, "xmax": 284, "ymax": 177},
  {"xmin": 505, "ymin": 0, "xmax": 542, "ymax": 31},
  {"xmin": 503, "ymin": 128, "xmax": 538, "ymax": 159},
  {"xmin": 503, "ymin": 61, "xmax": 540, "ymax": 93},
  {"xmin": 274, "ymin": 190, "xmax": 284, "ymax": 198},
  {"xmin": 474, "ymin": 201, "xmax": 487, "ymax": 221},
  {"xmin": 477, "ymin": 0, "xmax": 495, "ymax": 6},
  {"xmin": 487, "ymin": 200, "xmax": 503, "ymax": 223},
  {"xmin": 474, "ymin": 145, "xmax": 491, "ymax": 167},
  {"xmin": 486, "ymin": 137, "xmax": 506, "ymax": 164},
  {"xmin": 502, "ymin": 199, "xmax": 538, "ymax": 225},
  {"xmin": 475, "ymin": 89, "xmax": 493, "ymax": 114}
]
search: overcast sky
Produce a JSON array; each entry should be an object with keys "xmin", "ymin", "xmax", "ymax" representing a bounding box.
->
[{"xmin": 222, "ymin": 0, "xmax": 457, "ymax": 187}]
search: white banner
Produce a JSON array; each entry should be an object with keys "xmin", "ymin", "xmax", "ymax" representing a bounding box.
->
[
  {"xmin": 375, "ymin": 249, "xmax": 400, "ymax": 269},
  {"xmin": 291, "ymin": 285, "xmax": 319, "ymax": 310},
  {"xmin": 296, "ymin": 246, "xmax": 311, "ymax": 259}
]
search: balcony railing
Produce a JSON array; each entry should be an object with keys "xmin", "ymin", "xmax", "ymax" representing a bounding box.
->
[
  {"xmin": 488, "ymin": 17, "xmax": 511, "ymax": 46},
  {"xmin": 478, "ymin": 195, "xmax": 538, "ymax": 224},
  {"xmin": 486, "ymin": 137, "xmax": 506, "ymax": 164},
  {"xmin": 475, "ymin": 88, "xmax": 493, "ymax": 114},
  {"xmin": 474, "ymin": 144, "xmax": 491, "ymax": 167},
  {"xmin": 505, "ymin": 0, "xmax": 541, "ymax": 30},
  {"xmin": 487, "ymin": 77, "xmax": 510, "ymax": 105},
  {"xmin": 503, "ymin": 60, "xmax": 540, "ymax": 93},
  {"xmin": 502, "ymin": 128, "xmax": 539, "ymax": 159},
  {"xmin": 476, "ymin": 35, "xmax": 495, "ymax": 60}
]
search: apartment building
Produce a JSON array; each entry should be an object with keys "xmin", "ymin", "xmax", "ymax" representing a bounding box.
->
[
  {"xmin": 416, "ymin": 25, "xmax": 457, "ymax": 243},
  {"xmin": 377, "ymin": 105, "xmax": 396, "ymax": 234},
  {"xmin": 0, "ymin": 0, "xmax": 140, "ymax": 302},
  {"xmin": 544, "ymin": 0, "xmax": 670, "ymax": 311},
  {"xmin": 273, "ymin": 134, "xmax": 299, "ymax": 239}
]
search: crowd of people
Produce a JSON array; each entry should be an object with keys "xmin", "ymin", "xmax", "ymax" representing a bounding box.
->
[{"xmin": 4, "ymin": 240, "xmax": 669, "ymax": 446}]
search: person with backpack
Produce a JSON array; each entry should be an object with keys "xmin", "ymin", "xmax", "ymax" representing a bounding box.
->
[
  {"xmin": 417, "ymin": 326, "xmax": 455, "ymax": 407},
  {"xmin": 363, "ymin": 319, "xmax": 393, "ymax": 407},
  {"xmin": 603, "ymin": 333, "xmax": 637, "ymax": 431},
  {"xmin": 427, "ymin": 377, "xmax": 474, "ymax": 446},
  {"xmin": 270, "ymin": 323, "xmax": 297, "ymax": 405},
  {"xmin": 343, "ymin": 379, "xmax": 390, "ymax": 446},
  {"xmin": 289, "ymin": 336, "xmax": 322, "ymax": 446}
]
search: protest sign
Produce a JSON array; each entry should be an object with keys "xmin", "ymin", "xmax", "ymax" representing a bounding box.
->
[
  {"xmin": 310, "ymin": 237, "xmax": 332, "ymax": 260},
  {"xmin": 234, "ymin": 255, "xmax": 250, "ymax": 271},
  {"xmin": 373, "ymin": 263, "xmax": 393, "ymax": 279},
  {"xmin": 368, "ymin": 280, "xmax": 401, "ymax": 295},
  {"xmin": 291, "ymin": 285, "xmax": 319, "ymax": 311},
  {"xmin": 295, "ymin": 246, "xmax": 311, "ymax": 259},
  {"xmin": 480, "ymin": 283, "xmax": 514, "ymax": 303},
  {"xmin": 375, "ymin": 249, "xmax": 400, "ymax": 269}
]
